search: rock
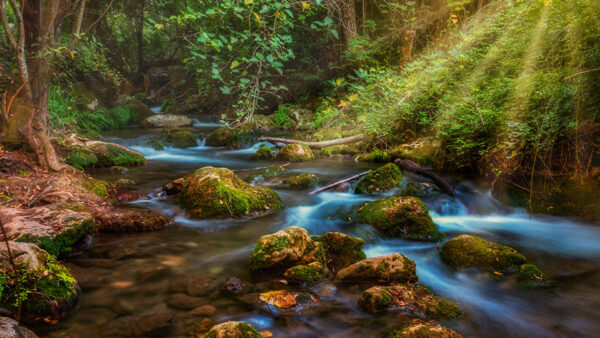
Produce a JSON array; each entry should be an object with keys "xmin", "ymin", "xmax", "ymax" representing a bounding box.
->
[
  {"xmin": 251, "ymin": 145, "xmax": 274, "ymax": 160},
  {"xmin": 357, "ymin": 196, "xmax": 440, "ymax": 241},
  {"xmin": 0, "ymin": 242, "xmax": 80, "ymax": 322},
  {"xmin": 381, "ymin": 320, "xmax": 462, "ymax": 338},
  {"xmin": 284, "ymin": 262, "xmax": 325, "ymax": 285},
  {"xmin": 178, "ymin": 167, "xmax": 283, "ymax": 219},
  {"xmin": 355, "ymin": 163, "xmax": 403, "ymax": 194},
  {"xmin": 269, "ymin": 173, "xmax": 321, "ymax": 189},
  {"xmin": 389, "ymin": 137, "xmax": 440, "ymax": 167},
  {"xmin": 136, "ymin": 266, "xmax": 172, "ymax": 282},
  {"xmin": 85, "ymin": 141, "xmax": 146, "ymax": 167},
  {"xmin": 250, "ymin": 226, "xmax": 325, "ymax": 273},
  {"xmin": 518, "ymin": 264, "xmax": 554, "ymax": 288},
  {"xmin": 168, "ymin": 274, "xmax": 222, "ymax": 297},
  {"xmin": 205, "ymin": 127, "xmax": 251, "ymax": 149},
  {"xmin": 163, "ymin": 178, "xmax": 184, "ymax": 195},
  {"xmin": 115, "ymin": 178, "xmax": 136, "ymax": 187},
  {"xmin": 0, "ymin": 317, "xmax": 38, "ymax": 338},
  {"xmin": 359, "ymin": 285, "xmax": 461, "ymax": 319},
  {"xmin": 440, "ymin": 234, "xmax": 526, "ymax": 273},
  {"xmin": 334, "ymin": 253, "xmax": 418, "ymax": 284},
  {"xmin": 94, "ymin": 208, "xmax": 172, "ymax": 232},
  {"xmin": 333, "ymin": 182, "xmax": 352, "ymax": 192},
  {"xmin": 167, "ymin": 293, "xmax": 207, "ymax": 310},
  {"xmin": 397, "ymin": 181, "xmax": 439, "ymax": 197},
  {"xmin": 276, "ymin": 143, "xmax": 314, "ymax": 162},
  {"xmin": 315, "ymin": 232, "xmax": 366, "ymax": 271},
  {"xmin": 142, "ymin": 114, "xmax": 193, "ymax": 128},
  {"xmin": 319, "ymin": 144, "xmax": 361, "ymax": 157},
  {"xmin": 288, "ymin": 108, "xmax": 313, "ymax": 129},
  {"xmin": 122, "ymin": 97, "xmax": 155, "ymax": 122},
  {"xmin": 221, "ymin": 277, "xmax": 251, "ymax": 295},
  {"xmin": 148, "ymin": 136, "xmax": 165, "ymax": 150},
  {"xmin": 133, "ymin": 313, "xmax": 172, "ymax": 337},
  {"xmin": 251, "ymin": 115, "xmax": 277, "ymax": 130},
  {"xmin": 202, "ymin": 321, "xmax": 263, "ymax": 338},
  {"xmin": 244, "ymin": 165, "xmax": 286, "ymax": 184},
  {"xmin": 0, "ymin": 205, "xmax": 96, "ymax": 256},
  {"xmin": 109, "ymin": 166, "xmax": 130, "ymax": 174},
  {"xmin": 189, "ymin": 305, "xmax": 217, "ymax": 317},
  {"xmin": 157, "ymin": 127, "xmax": 198, "ymax": 148}
]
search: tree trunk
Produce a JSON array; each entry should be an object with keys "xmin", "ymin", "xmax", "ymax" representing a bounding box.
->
[
  {"xmin": 137, "ymin": 0, "xmax": 145, "ymax": 73},
  {"xmin": 73, "ymin": 0, "xmax": 86, "ymax": 35},
  {"xmin": 341, "ymin": 0, "xmax": 357, "ymax": 47},
  {"xmin": 400, "ymin": 29, "xmax": 416, "ymax": 66}
]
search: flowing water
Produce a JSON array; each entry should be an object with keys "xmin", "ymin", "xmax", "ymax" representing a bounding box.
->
[{"xmin": 42, "ymin": 116, "xmax": 600, "ymax": 338}]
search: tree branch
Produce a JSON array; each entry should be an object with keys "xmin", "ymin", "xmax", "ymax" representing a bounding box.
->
[{"xmin": 258, "ymin": 134, "xmax": 366, "ymax": 149}]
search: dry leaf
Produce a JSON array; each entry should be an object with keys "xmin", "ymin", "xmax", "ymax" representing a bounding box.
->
[{"xmin": 260, "ymin": 290, "xmax": 298, "ymax": 309}]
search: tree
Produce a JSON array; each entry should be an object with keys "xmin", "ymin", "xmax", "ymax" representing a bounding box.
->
[{"xmin": 0, "ymin": 0, "xmax": 86, "ymax": 170}]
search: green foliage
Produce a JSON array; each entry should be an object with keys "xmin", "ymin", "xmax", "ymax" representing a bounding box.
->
[{"xmin": 273, "ymin": 105, "xmax": 293, "ymax": 126}]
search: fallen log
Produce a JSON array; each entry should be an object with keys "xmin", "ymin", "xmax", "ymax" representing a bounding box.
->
[
  {"xmin": 394, "ymin": 159, "xmax": 455, "ymax": 197},
  {"xmin": 309, "ymin": 170, "xmax": 371, "ymax": 195},
  {"xmin": 258, "ymin": 134, "xmax": 365, "ymax": 149}
]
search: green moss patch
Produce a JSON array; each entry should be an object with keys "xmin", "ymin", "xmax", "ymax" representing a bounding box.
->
[
  {"xmin": 65, "ymin": 146, "xmax": 98, "ymax": 170},
  {"xmin": 315, "ymin": 232, "xmax": 366, "ymax": 271},
  {"xmin": 284, "ymin": 262, "xmax": 325, "ymax": 285},
  {"xmin": 252, "ymin": 145, "xmax": 274, "ymax": 160},
  {"xmin": 355, "ymin": 163, "xmax": 403, "ymax": 194},
  {"xmin": 276, "ymin": 143, "xmax": 315, "ymax": 161}
]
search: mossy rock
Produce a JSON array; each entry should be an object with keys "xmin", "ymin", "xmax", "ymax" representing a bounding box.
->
[
  {"xmin": 319, "ymin": 144, "xmax": 361, "ymax": 157},
  {"xmin": 250, "ymin": 226, "xmax": 326, "ymax": 273},
  {"xmin": 334, "ymin": 253, "xmax": 418, "ymax": 284},
  {"xmin": 276, "ymin": 143, "xmax": 314, "ymax": 162},
  {"xmin": 178, "ymin": 167, "xmax": 283, "ymax": 219},
  {"xmin": 358, "ymin": 196, "xmax": 440, "ymax": 241},
  {"xmin": 355, "ymin": 163, "xmax": 403, "ymax": 194},
  {"xmin": 244, "ymin": 165, "xmax": 286, "ymax": 183},
  {"xmin": 205, "ymin": 127, "xmax": 251, "ymax": 149},
  {"xmin": 275, "ymin": 173, "xmax": 321, "ymax": 189},
  {"xmin": 158, "ymin": 127, "xmax": 198, "ymax": 148},
  {"xmin": 389, "ymin": 137, "xmax": 440, "ymax": 167},
  {"xmin": 284, "ymin": 262, "xmax": 325, "ymax": 285},
  {"xmin": 202, "ymin": 321, "xmax": 263, "ymax": 338},
  {"xmin": 397, "ymin": 181, "xmax": 439, "ymax": 198},
  {"xmin": 518, "ymin": 264, "xmax": 554, "ymax": 288},
  {"xmin": 0, "ymin": 242, "xmax": 80, "ymax": 323},
  {"xmin": 251, "ymin": 145, "xmax": 274, "ymax": 160},
  {"xmin": 315, "ymin": 232, "xmax": 366, "ymax": 271},
  {"xmin": 359, "ymin": 285, "xmax": 462, "ymax": 319},
  {"xmin": 64, "ymin": 146, "xmax": 98, "ymax": 170},
  {"xmin": 142, "ymin": 114, "xmax": 192, "ymax": 127},
  {"xmin": 148, "ymin": 137, "xmax": 165, "ymax": 150},
  {"xmin": 380, "ymin": 320, "xmax": 462, "ymax": 338},
  {"xmin": 440, "ymin": 234, "xmax": 526, "ymax": 273},
  {"xmin": 85, "ymin": 141, "xmax": 146, "ymax": 167}
]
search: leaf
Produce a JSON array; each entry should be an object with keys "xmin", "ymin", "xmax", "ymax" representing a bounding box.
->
[
  {"xmin": 335, "ymin": 78, "xmax": 344, "ymax": 86},
  {"xmin": 338, "ymin": 100, "xmax": 348, "ymax": 108},
  {"xmin": 220, "ymin": 86, "xmax": 231, "ymax": 95},
  {"xmin": 348, "ymin": 94, "xmax": 359, "ymax": 102},
  {"xmin": 301, "ymin": 2, "xmax": 311, "ymax": 11},
  {"xmin": 260, "ymin": 290, "xmax": 298, "ymax": 308}
]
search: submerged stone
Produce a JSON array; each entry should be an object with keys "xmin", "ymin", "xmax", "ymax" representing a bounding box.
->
[
  {"xmin": 94, "ymin": 208, "xmax": 173, "ymax": 232},
  {"xmin": 0, "ymin": 317, "xmax": 38, "ymax": 338},
  {"xmin": 518, "ymin": 264, "xmax": 554, "ymax": 288},
  {"xmin": 276, "ymin": 143, "xmax": 315, "ymax": 161},
  {"xmin": 359, "ymin": 285, "xmax": 462, "ymax": 319},
  {"xmin": 355, "ymin": 163, "xmax": 403, "ymax": 194},
  {"xmin": 244, "ymin": 165, "xmax": 287, "ymax": 184},
  {"xmin": 440, "ymin": 234, "xmax": 526, "ymax": 273},
  {"xmin": 315, "ymin": 232, "xmax": 366, "ymax": 271},
  {"xmin": 268, "ymin": 173, "xmax": 321, "ymax": 189},
  {"xmin": 157, "ymin": 127, "xmax": 198, "ymax": 148},
  {"xmin": 85, "ymin": 141, "xmax": 146, "ymax": 167},
  {"xmin": 202, "ymin": 321, "xmax": 263, "ymax": 338},
  {"xmin": 334, "ymin": 253, "xmax": 418, "ymax": 284},
  {"xmin": 358, "ymin": 196, "xmax": 440, "ymax": 241},
  {"xmin": 178, "ymin": 167, "xmax": 283, "ymax": 219},
  {"xmin": 251, "ymin": 145, "xmax": 274, "ymax": 160}
]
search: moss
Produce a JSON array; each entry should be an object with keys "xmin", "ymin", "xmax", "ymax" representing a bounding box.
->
[
  {"xmin": 440, "ymin": 234, "xmax": 527, "ymax": 273},
  {"xmin": 335, "ymin": 253, "xmax": 418, "ymax": 284},
  {"xmin": 518, "ymin": 264, "xmax": 554, "ymax": 288},
  {"xmin": 246, "ymin": 165, "xmax": 286, "ymax": 183},
  {"xmin": 389, "ymin": 138, "xmax": 440, "ymax": 167},
  {"xmin": 319, "ymin": 144, "xmax": 361, "ymax": 157},
  {"xmin": 355, "ymin": 163, "xmax": 403, "ymax": 194},
  {"xmin": 251, "ymin": 145, "xmax": 274, "ymax": 160},
  {"xmin": 237, "ymin": 322, "xmax": 263, "ymax": 338},
  {"xmin": 381, "ymin": 322, "xmax": 462, "ymax": 338},
  {"xmin": 284, "ymin": 262, "xmax": 325, "ymax": 285},
  {"xmin": 357, "ymin": 148, "xmax": 391, "ymax": 163},
  {"xmin": 179, "ymin": 167, "xmax": 283, "ymax": 219},
  {"xmin": 148, "ymin": 136, "xmax": 165, "ymax": 150},
  {"xmin": 277, "ymin": 173, "xmax": 321, "ymax": 189},
  {"xmin": 17, "ymin": 219, "xmax": 95, "ymax": 256},
  {"xmin": 95, "ymin": 145, "xmax": 146, "ymax": 167},
  {"xmin": 276, "ymin": 143, "xmax": 315, "ymax": 161},
  {"xmin": 158, "ymin": 127, "xmax": 198, "ymax": 148},
  {"xmin": 358, "ymin": 196, "xmax": 441, "ymax": 241},
  {"xmin": 65, "ymin": 146, "xmax": 98, "ymax": 170},
  {"xmin": 205, "ymin": 127, "xmax": 251, "ymax": 149},
  {"xmin": 316, "ymin": 232, "xmax": 366, "ymax": 271},
  {"xmin": 82, "ymin": 178, "xmax": 111, "ymax": 197}
]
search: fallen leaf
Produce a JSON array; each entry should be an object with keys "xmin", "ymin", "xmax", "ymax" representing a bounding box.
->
[
  {"xmin": 260, "ymin": 290, "xmax": 298, "ymax": 309},
  {"xmin": 310, "ymin": 295, "xmax": 320, "ymax": 303},
  {"xmin": 260, "ymin": 331, "xmax": 273, "ymax": 338},
  {"xmin": 493, "ymin": 271, "xmax": 503, "ymax": 276}
]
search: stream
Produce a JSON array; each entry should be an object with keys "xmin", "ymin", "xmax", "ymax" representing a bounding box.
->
[{"xmin": 42, "ymin": 115, "xmax": 600, "ymax": 338}]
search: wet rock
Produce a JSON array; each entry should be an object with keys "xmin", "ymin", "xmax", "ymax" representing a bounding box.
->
[
  {"xmin": 315, "ymin": 232, "xmax": 366, "ymax": 271},
  {"xmin": 163, "ymin": 178, "xmax": 184, "ymax": 195},
  {"xmin": 205, "ymin": 127, "xmax": 251, "ymax": 149},
  {"xmin": 269, "ymin": 173, "xmax": 321, "ymax": 189},
  {"xmin": 389, "ymin": 137, "xmax": 440, "ymax": 167},
  {"xmin": 359, "ymin": 285, "xmax": 461, "ymax": 319},
  {"xmin": 333, "ymin": 182, "xmax": 352, "ymax": 192},
  {"xmin": 335, "ymin": 253, "xmax": 418, "ymax": 284},
  {"xmin": 142, "ymin": 114, "xmax": 193, "ymax": 128},
  {"xmin": 276, "ymin": 143, "xmax": 314, "ymax": 162},
  {"xmin": 157, "ymin": 127, "xmax": 198, "ymax": 148},
  {"xmin": 0, "ymin": 204, "xmax": 96, "ymax": 256},
  {"xmin": 133, "ymin": 312, "xmax": 173, "ymax": 337},
  {"xmin": 251, "ymin": 145, "xmax": 274, "ymax": 160},
  {"xmin": 440, "ymin": 234, "xmax": 526, "ymax": 273},
  {"xmin": 167, "ymin": 293, "xmax": 207, "ymax": 310},
  {"xmin": 85, "ymin": 141, "xmax": 146, "ymax": 167},
  {"xmin": 178, "ymin": 167, "xmax": 283, "ymax": 219},
  {"xmin": 221, "ymin": 277, "xmax": 251, "ymax": 295},
  {"xmin": 288, "ymin": 108, "xmax": 313, "ymax": 130},
  {"xmin": 355, "ymin": 163, "xmax": 403, "ymax": 194},
  {"xmin": 518, "ymin": 264, "xmax": 554, "ymax": 288},
  {"xmin": 250, "ymin": 226, "xmax": 325, "ymax": 273},
  {"xmin": 397, "ymin": 181, "xmax": 439, "ymax": 198},
  {"xmin": 0, "ymin": 242, "xmax": 80, "ymax": 323},
  {"xmin": 196, "ymin": 317, "xmax": 215, "ymax": 336},
  {"xmin": 115, "ymin": 178, "xmax": 136, "ymax": 187},
  {"xmin": 87, "ymin": 238, "xmax": 141, "ymax": 260},
  {"xmin": 0, "ymin": 317, "xmax": 38, "ymax": 338},
  {"xmin": 94, "ymin": 208, "xmax": 172, "ymax": 232},
  {"xmin": 189, "ymin": 305, "xmax": 217, "ymax": 317},
  {"xmin": 168, "ymin": 274, "xmax": 223, "ymax": 297},
  {"xmin": 284, "ymin": 262, "xmax": 326, "ymax": 285},
  {"xmin": 357, "ymin": 196, "xmax": 440, "ymax": 241},
  {"xmin": 66, "ymin": 264, "xmax": 111, "ymax": 291},
  {"xmin": 381, "ymin": 320, "xmax": 462, "ymax": 338},
  {"xmin": 202, "ymin": 321, "xmax": 263, "ymax": 338},
  {"xmin": 137, "ymin": 266, "xmax": 172, "ymax": 282},
  {"xmin": 244, "ymin": 165, "xmax": 286, "ymax": 184},
  {"xmin": 110, "ymin": 191, "xmax": 143, "ymax": 203},
  {"xmin": 250, "ymin": 115, "xmax": 278, "ymax": 130}
]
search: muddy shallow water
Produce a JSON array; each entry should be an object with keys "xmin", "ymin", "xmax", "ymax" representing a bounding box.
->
[{"xmin": 41, "ymin": 119, "xmax": 600, "ymax": 338}]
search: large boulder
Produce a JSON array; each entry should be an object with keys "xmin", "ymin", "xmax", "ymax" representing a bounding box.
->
[
  {"xmin": 94, "ymin": 208, "xmax": 173, "ymax": 232},
  {"xmin": 440, "ymin": 234, "xmax": 526, "ymax": 273},
  {"xmin": 205, "ymin": 127, "xmax": 250, "ymax": 149},
  {"xmin": 355, "ymin": 163, "xmax": 403, "ymax": 194},
  {"xmin": 251, "ymin": 145, "xmax": 274, "ymax": 160},
  {"xmin": 334, "ymin": 253, "xmax": 417, "ymax": 284},
  {"xmin": 315, "ymin": 232, "xmax": 366, "ymax": 271},
  {"xmin": 84, "ymin": 141, "xmax": 146, "ymax": 167},
  {"xmin": 0, "ymin": 242, "xmax": 80, "ymax": 322},
  {"xmin": 142, "ymin": 114, "xmax": 193, "ymax": 128},
  {"xmin": 284, "ymin": 261, "xmax": 326, "ymax": 285},
  {"xmin": 0, "ymin": 317, "xmax": 38, "ymax": 338},
  {"xmin": 381, "ymin": 320, "xmax": 462, "ymax": 338},
  {"xmin": 276, "ymin": 143, "xmax": 314, "ymax": 162},
  {"xmin": 0, "ymin": 205, "xmax": 96, "ymax": 256},
  {"xmin": 389, "ymin": 137, "xmax": 440, "ymax": 167},
  {"xmin": 249, "ymin": 226, "xmax": 325, "ymax": 273},
  {"xmin": 156, "ymin": 127, "xmax": 198, "ymax": 148},
  {"xmin": 359, "ymin": 285, "xmax": 461, "ymax": 319},
  {"xmin": 178, "ymin": 167, "xmax": 283, "ymax": 219},
  {"xmin": 202, "ymin": 321, "xmax": 263, "ymax": 338},
  {"xmin": 358, "ymin": 196, "xmax": 440, "ymax": 241}
]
